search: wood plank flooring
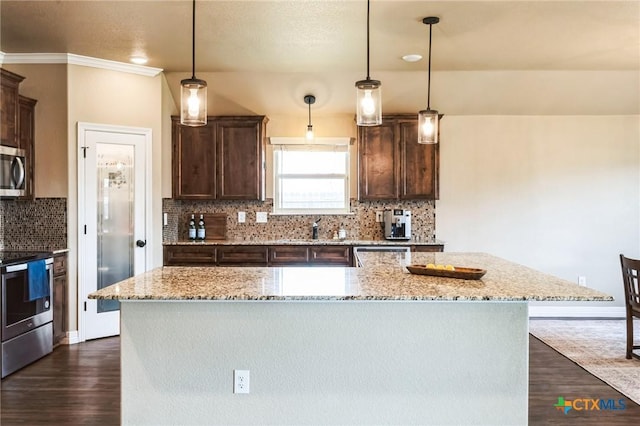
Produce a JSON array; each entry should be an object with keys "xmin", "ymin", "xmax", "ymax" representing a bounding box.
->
[{"xmin": 1, "ymin": 335, "xmax": 639, "ymax": 425}]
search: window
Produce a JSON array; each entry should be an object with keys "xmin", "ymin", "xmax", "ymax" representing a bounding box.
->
[{"xmin": 273, "ymin": 144, "xmax": 350, "ymax": 214}]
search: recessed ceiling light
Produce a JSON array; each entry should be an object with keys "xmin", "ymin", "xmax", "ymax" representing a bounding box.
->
[
  {"xmin": 402, "ymin": 54, "xmax": 422, "ymax": 63},
  {"xmin": 130, "ymin": 56, "xmax": 148, "ymax": 65}
]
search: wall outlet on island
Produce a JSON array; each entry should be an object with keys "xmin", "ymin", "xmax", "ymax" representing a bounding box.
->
[
  {"xmin": 376, "ymin": 211, "xmax": 383, "ymax": 222},
  {"xmin": 233, "ymin": 369, "xmax": 250, "ymax": 394},
  {"xmin": 578, "ymin": 276, "xmax": 587, "ymax": 287}
]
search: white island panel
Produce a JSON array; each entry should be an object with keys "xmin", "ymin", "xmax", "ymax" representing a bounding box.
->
[{"xmin": 121, "ymin": 300, "xmax": 528, "ymax": 425}]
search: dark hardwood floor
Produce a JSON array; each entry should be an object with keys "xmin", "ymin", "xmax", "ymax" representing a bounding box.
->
[{"xmin": 1, "ymin": 335, "xmax": 638, "ymax": 425}]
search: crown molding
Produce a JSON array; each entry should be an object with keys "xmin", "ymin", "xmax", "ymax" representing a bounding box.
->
[{"xmin": 0, "ymin": 52, "xmax": 163, "ymax": 77}]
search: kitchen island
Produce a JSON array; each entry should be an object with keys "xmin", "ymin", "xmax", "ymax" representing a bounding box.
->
[{"xmin": 90, "ymin": 252, "xmax": 611, "ymax": 425}]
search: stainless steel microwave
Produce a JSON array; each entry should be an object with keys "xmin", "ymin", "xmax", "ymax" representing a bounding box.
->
[{"xmin": 0, "ymin": 145, "xmax": 26, "ymax": 197}]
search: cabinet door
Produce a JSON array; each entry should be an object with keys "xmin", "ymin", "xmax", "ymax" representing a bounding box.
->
[
  {"xmin": 216, "ymin": 117, "xmax": 266, "ymax": 200},
  {"xmin": 53, "ymin": 254, "xmax": 67, "ymax": 347},
  {"xmin": 0, "ymin": 69, "xmax": 24, "ymax": 148},
  {"xmin": 269, "ymin": 246, "xmax": 309, "ymax": 265},
  {"xmin": 309, "ymin": 246, "xmax": 352, "ymax": 266},
  {"xmin": 358, "ymin": 121, "xmax": 398, "ymax": 200},
  {"xmin": 217, "ymin": 246, "xmax": 269, "ymax": 266},
  {"xmin": 164, "ymin": 245, "xmax": 217, "ymax": 266},
  {"xmin": 18, "ymin": 96, "xmax": 37, "ymax": 200},
  {"xmin": 172, "ymin": 117, "xmax": 216, "ymax": 199},
  {"xmin": 398, "ymin": 119, "xmax": 439, "ymax": 199}
]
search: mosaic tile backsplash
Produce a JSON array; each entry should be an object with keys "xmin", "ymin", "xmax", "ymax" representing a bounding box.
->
[
  {"xmin": 163, "ymin": 198, "xmax": 435, "ymax": 242},
  {"xmin": 0, "ymin": 198, "xmax": 67, "ymax": 251}
]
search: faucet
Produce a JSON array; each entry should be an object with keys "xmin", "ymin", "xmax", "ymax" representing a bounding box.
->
[{"xmin": 312, "ymin": 218, "xmax": 321, "ymax": 239}]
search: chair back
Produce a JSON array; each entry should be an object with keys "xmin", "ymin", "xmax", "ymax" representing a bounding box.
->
[{"xmin": 620, "ymin": 254, "xmax": 640, "ymax": 312}]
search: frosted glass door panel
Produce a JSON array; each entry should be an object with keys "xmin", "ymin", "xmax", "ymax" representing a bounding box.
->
[{"xmin": 96, "ymin": 143, "xmax": 134, "ymax": 313}]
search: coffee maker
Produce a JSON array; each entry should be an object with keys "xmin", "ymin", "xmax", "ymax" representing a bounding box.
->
[{"xmin": 383, "ymin": 209, "xmax": 412, "ymax": 240}]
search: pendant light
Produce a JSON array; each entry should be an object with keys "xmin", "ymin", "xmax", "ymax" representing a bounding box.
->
[
  {"xmin": 418, "ymin": 16, "xmax": 440, "ymax": 144},
  {"xmin": 304, "ymin": 95, "xmax": 316, "ymax": 141},
  {"xmin": 355, "ymin": 0, "xmax": 382, "ymax": 126},
  {"xmin": 180, "ymin": 0, "xmax": 207, "ymax": 126}
]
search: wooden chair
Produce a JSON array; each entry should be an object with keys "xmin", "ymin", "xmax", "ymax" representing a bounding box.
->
[{"xmin": 619, "ymin": 254, "xmax": 640, "ymax": 360}]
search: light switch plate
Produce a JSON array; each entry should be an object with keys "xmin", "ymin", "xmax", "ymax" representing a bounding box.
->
[
  {"xmin": 238, "ymin": 211, "xmax": 246, "ymax": 223},
  {"xmin": 256, "ymin": 212, "xmax": 268, "ymax": 223}
]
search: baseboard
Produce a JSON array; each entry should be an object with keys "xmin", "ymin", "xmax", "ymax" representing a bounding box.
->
[
  {"xmin": 65, "ymin": 330, "xmax": 80, "ymax": 345},
  {"xmin": 529, "ymin": 306, "xmax": 625, "ymax": 319}
]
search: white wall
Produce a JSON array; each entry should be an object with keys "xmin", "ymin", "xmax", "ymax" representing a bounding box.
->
[{"xmin": 437, "ymin": 116, "xmax": 640, "ymax": 308}]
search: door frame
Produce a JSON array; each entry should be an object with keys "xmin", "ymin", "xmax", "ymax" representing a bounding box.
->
[{"xmin": 77, "ymin": 122, "xmax": 153, "ymax": 343}]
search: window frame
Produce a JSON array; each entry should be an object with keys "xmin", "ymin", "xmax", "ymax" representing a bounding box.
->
[{"xmin": 273, "ymin": 144, "xmax": 351, "ymax": 215}]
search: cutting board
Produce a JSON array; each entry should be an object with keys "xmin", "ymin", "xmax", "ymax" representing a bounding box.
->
[{"xmin": 201, "ymin": 213, "xmax": 227, "ymax": 240}]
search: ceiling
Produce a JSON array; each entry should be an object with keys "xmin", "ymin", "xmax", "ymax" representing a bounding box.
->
[{"xmin": 1, "ymin": 1, "xmax": 639, "ymax": 116}]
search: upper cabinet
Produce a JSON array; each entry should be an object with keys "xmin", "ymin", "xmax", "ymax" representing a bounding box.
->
[
  {"xmin": 18, "ymin": 95, "xmax": 37, "ymax": 200},
  {"xmin": 0, "ymin": 69, "xmax": 25, "ymax": 148},
  {"xmin": 172, "ymin": 116, "xmax": 267, "ymax": 200},
  {"xmin": 358, "ymin": 114, "xmax": 439, "ymax": 200}
]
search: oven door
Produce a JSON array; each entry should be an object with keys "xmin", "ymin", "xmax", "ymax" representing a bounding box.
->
[{"xmin": 1, "ymin": 258, "xmax": 53, "ymax": 342}]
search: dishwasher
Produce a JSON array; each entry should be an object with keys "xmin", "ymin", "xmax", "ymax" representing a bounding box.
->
[{"xmin": 352, "ymin": 246, "xmax": 411, "ymax": 267}]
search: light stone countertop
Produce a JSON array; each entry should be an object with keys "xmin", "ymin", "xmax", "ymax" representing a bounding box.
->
[
  {"xmin": 163, "ymin": 239, "xmax": 444, "ymax": 246},
  {"xmin": 90, "ymin": 252, "xmax": 613, "ymax": 302}
]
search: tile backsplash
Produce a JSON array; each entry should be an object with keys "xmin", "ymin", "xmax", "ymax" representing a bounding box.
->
[
  {"xmin": 163, "ymin": 198, "xmax": 435, "ymax": 242},
  {"xmin": 0, "ymin": 198, "xmax": 67, "ymax": 251}
]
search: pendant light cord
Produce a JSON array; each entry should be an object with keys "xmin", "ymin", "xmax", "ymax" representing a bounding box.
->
[
  {"xmin": 191, "ymin": 0, "xmax": 196, "ymax": 79},
  {"xmin": 308, "ymin": 102, "xmax": 312, "ymax": 127},
  {"xmin": 427, "ymin": 22, "xmax": 432, "ymax": 110},
  {"xmin": 366, "ymin": 0, "xmax": 371, "ymax": 80}
]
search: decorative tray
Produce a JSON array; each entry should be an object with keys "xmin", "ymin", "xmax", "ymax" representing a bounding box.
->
[{"xmin": 406, "ymin": 265, "xmax": 487, "ymax": 280}]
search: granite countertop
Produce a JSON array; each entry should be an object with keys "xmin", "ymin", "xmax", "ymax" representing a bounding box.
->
[
  {"xmin": 90, "ymin": 252, "xmax": 613, "ymax": 302},
  {"xmin": 164, "ymin": 239, "xmax": 444, "ymax": 246}
]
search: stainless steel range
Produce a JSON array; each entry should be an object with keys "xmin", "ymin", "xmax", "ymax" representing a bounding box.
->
[{"xmin": 1, "ymin": 251, "xmax": 53, "ymax": 378}]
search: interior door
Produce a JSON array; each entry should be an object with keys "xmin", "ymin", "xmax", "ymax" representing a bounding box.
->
[{"xmin": 78, "ymin": 123, "xmax": 149, "ymax": 340}]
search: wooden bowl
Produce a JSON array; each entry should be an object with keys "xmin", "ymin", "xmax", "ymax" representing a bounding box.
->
[{"xmin": 406, "ymin": 265, "xmax": 487, "ymax": 280}]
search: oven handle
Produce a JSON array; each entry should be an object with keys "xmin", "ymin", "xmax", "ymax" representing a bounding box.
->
[{"xmin": 5, "ymin": 257, "xmax": 53, "ymax": 273}]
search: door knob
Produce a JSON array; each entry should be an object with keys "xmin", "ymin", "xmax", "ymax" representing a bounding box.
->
[{"xmin": 136, "ymin": 240, "xmax": 147, "ymax": 248}]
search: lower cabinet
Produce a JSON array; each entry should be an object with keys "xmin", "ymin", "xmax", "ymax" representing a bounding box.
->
[
  {"xmin": 53, "ymin": 253, "xmax": 67, "ymax": 347},
  {"xmin": 217, "ymin": 246, "xmax": 269, "ymax": 266},
  {"xmin": 164, "ymin": 245, "xmax": 216, "ymax": 265},
  {"xmin": 309, "ymin": 246, "xmax": 352, "ymax": 266}
]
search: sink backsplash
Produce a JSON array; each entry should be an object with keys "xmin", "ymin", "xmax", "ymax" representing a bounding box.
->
[{"xmin": 162, "ymin": 198, "xmax": 435, "ymax": 242}]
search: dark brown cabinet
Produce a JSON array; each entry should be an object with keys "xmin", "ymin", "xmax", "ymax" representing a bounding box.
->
[
  {"xmin": 0, "ymin": 68, "xmax": 24, "ymax": 148},
  {"xmin": 172, "ymin": 116, "xmax": 267, "ymax": 200},
  {"xmin": 269, "ymin": 246, "xmax": 309, "ymax": 265},
  {"xmin": 164, "ymin": 245, "xmax": 217, "ymax": 266},
  {"xmin": 358, "ymin": 114, "xmax": 439, "ymax": 200},
  {"xmin": 18, "ymin": 95, "xmax": 36, "ymax": 200},
  {"xmin": 216, "ymin": 246, "xmax": 269, "ymax": 266},
  {"xmin": 53, "ymin": 253, "xmax": 67, "ymax": 347},
  {"xmin": 309, "ymin": 246, "xmax": 352, "ymax": 265}
]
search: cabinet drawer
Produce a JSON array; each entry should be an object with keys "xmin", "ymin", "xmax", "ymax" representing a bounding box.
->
[
  {"xmin": 164, "ymin": 246, "xmax": 217, "ymax": 266},
  {"xmin": 53, "ymin": 253, "xmax": 67, "ymax": 276},
  {"xmin": 269, "ymin": 246, "xmax": 309, "ymax": 265},
  {"xmin": 309, "ymin": 246, "xmax": 351, "ymax": 265},
  {"xmin": 217, "ymin": 246, "xmax": 268, "ymax": 266}
]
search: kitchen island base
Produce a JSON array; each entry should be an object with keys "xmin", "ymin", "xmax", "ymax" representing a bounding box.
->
[{"xmin": 121, "ymin": 300, "xmax": 528, "ymax": 425}]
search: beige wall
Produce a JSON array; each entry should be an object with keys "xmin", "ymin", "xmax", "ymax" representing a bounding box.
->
[
  {"xmin": 3, "ymin": 64, "xmax": 68, "ymax": 197},
  {"xmin": 66, "ymin": 65, "xmax": 165, "ymax": 332},
  {"xmin": 437, "ymin": 115, "xmax": 640, "ymax": 307}
]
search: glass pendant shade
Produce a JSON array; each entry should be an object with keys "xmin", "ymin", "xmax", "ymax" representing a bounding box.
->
[
  {"xmin": 306, "ymin": 125, "xmax": 314, "ymax": 141},
  {"xmin": 355, "ymin": 79, "xmax": 382, "ymax": 126},
  {"xmin": 180, "ymin": 78, "xmax": 207, "ymax": 126},
  {"xmin": 418, "ymin": 109, "xmax": 439, "ymax": 144}
]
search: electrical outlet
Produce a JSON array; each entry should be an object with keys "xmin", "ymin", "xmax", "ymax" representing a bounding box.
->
[
  {"xmin": 234, "ymin": 369, "xmax": 250, "ymax": 394},
  {"xmin": 376, "ymin": 211, "xmax": 383, "ymax": 222},
  {"xmin": 578, "ymin": 276, "xmax": 587, "ymax": 287},
  {"xmin": 238, "ymin": 211, "xmax": 246, "ymax": 223},
  {"xmin": 256, "ymin": 212, "xmax": 268, "ymax": 223},
  {"xmin": 163, "ymin": 212, "xmax": 168, "ymax": 226}
]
